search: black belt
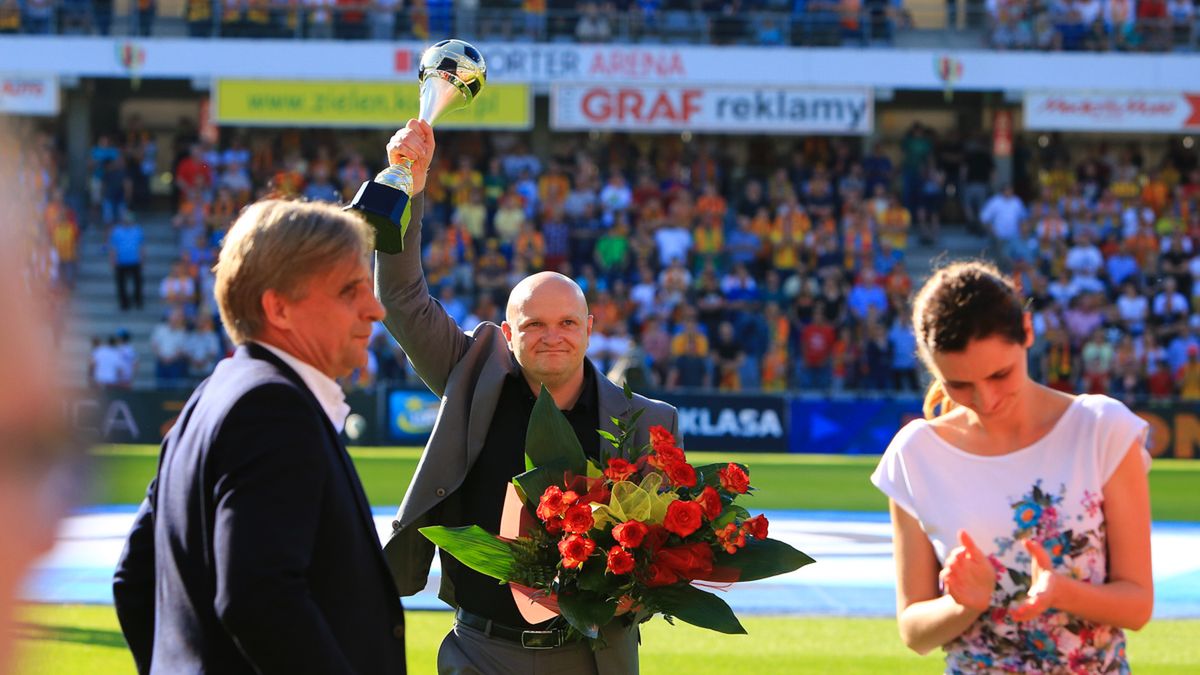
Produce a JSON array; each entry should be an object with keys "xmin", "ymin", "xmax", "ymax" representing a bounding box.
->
[{"xmin": 454, "ymin": 608, "xmax": 576, "ymax": 650}]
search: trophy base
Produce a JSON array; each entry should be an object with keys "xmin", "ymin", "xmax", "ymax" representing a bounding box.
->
[{"xmin": 346, "ymin": 180, "xmax": 412, "ymax": 255}]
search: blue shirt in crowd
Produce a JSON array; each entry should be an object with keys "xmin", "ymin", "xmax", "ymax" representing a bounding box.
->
[
  {"xmin": 109, "ymin": 223, "xmax": 144, "ymax": 266},
  {"xmin": 888, "ymin": 321, "xmax": 918, "ymax": 370}
]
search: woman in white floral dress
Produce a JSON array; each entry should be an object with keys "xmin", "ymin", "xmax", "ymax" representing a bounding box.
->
[{"xmin": 872, "ymin": 261, "xmax": 1153, "ymax": 674}]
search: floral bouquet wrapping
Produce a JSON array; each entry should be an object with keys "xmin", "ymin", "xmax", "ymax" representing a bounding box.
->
[{"xmin": 420, "ymin": 385, "xmax": 814, "ymax": 645}]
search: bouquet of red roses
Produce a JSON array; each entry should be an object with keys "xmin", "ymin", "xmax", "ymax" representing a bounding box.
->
[{"xmin": 421, "ymin": 385, "xmax": 813, "ymax": 644}]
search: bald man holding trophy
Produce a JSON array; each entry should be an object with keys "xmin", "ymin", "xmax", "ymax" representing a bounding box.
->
[{"xmin": 348, "ymin": 40, "xmax": 675, "ymax": 674}]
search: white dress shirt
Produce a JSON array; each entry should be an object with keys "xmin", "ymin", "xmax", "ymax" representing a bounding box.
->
[{"xmin": 255, "ymin": 341, "xmax": 351, "ymax": 434}]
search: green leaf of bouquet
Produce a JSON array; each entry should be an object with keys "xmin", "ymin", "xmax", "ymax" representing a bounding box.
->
[
  {"xmin": 628, "ymin": 408, "xmax": 646, "ymax": 427},
  {"xmin": 712, "ymin": 504, "xmax": 750, "ymax": 529},
  {"xmin": 644, "ymin": 584, "xmax": 746, "ymax": 635},
  {"xmin": 576, "ymin": 558, "xmax": 609, "ymax": 592},
  {"xmin": 558, "ymin": 589, "xmax": 615, "ymax": 639},
  {"xmin": 714, "ymin": 537, "xmax": 815, "ymax": 582},
  {"xmin": 623, "ymin": 379, "xmax": 633, "ymax": 400},
  {"xmin": 597, "ymin": 429, "xmax": 619, "ymax": 444},
  {"xmin": 514, "ymin": 463, "xmax": 569, "ymax": 511},
  {"xmin": 527, "ymin": 385, "xmax": 587, "ymax": 475},
  {"xmin": 418, "ymin": 526, "xmax": 517, "ymax": 582},
  {"xmin": 586, "ymin": 459, "xmax": 604, "ymax": 480}
]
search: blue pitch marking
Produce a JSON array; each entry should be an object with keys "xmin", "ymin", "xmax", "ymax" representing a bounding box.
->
[{"xmin": 23, "ymin": 507, "xmax": 1200, "ymax": 619}]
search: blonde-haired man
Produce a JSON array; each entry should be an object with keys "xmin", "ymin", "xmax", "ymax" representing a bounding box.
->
[{"xmin": 113, "ymin": 200, "xmax": 408, "ymax": 674}]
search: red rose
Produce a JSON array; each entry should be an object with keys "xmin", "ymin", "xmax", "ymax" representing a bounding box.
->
[
  {"xmin": 544, "ymin": 518, "xmax": 563, "ymax": 536},
  {"xmin": 604, "ymin": 458, "xmax": 638, "ymax": 482},
  {"xmin": 696, "ymin": 486, "xmax": 722, "ymax": 520},
  {"xmin": 742, "ymin": 514, "xmax": 768, "ymax": 540},
  {"xmin": 648, "ymin": 425, "xmax": 676, "ymax": 452},
  {"xmin": 662, "ymin": 460, "xmax": 697, "ymax": 488},
  {"xmin": 651, "ymin": 444, "xmax": 686, "ymax": 468},
  {"xmin": 606, "ymin": 546, "xmax": 635, "ymax": 575},
  {"xmin": 612, "ymin": 520, "xmax": 649, "ymax": 549},
  {"xmin": 642, "ymin": 562, "xmax": 678, "ymax": 587},
  {"xmin": 558, "ymin": 534, "xmax": 596, "ymax": 569},
  {"xmin": 717, "ymin": 463, "xmax": 751, "ymax": 494},
  {"xmin": 663, "ymin": 500, "xmax": 704, "ymax": 538},
  {"xmin": 642, "ymin": 524, "xmax": 670, "ymax": 552},
  {"xmin": 536, "ymin": 486, "xmax": 568, "ymax": 521},
  {"xmin": 562, "ymin": 503, "xmax": 595, "ymax": 534},
  {"xmin": 562, "ymin": 490, "xmax": 579, "ymax": 506},
  {"xmin": 715, "ymin": 522, "xmax": 746, "ymax": 554},
  {"xmin": 656, "ymin": 542, "xmax": 714, "ymax": 580}
]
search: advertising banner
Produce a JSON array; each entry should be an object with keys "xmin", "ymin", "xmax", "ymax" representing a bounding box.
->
[
  {"xmin": 213, "ymin": 79, "xmax": 531, "ymax": 129},
  {"xmin": 790, "ymin": 398, "xmax": 924, "ymax": 455},
  {"xmin": 552, "ymin": 83, "xmax": 872, "ymax": 135},
  {"xmin": 1024, "ymin": 91, "xmax": 1200, "ymax": 133},
  {"xmin": 4, "ymin": 38, "xmax": 1200, "ymax": 94},
  {"xmin": 71, "ymin": 388, "xmax": 1200, "ymax": 459},
  {"xmin": 0, "ymin": 75, "xmax": 58, "ymax": 115},
  {"xmin": 386, "ymin": 389, "xmax": 441, "ymax": 444},
  {"xmin": 656, "ymin": 392, "xmax": 789, "ymax": 452}
]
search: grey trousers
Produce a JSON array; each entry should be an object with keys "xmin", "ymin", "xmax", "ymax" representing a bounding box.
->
[{"xmin": 437, "ymin": 622, "xmax": 600, "ymax": 675}]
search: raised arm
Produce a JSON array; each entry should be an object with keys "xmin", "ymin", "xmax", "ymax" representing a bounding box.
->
[{"xmin": 349, "ymin": 120, "xmax": 470, "ymax": 396}]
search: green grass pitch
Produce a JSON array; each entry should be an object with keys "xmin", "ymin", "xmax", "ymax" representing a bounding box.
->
[
  {"xmin": 13, "ymin": 605, "xmax": 1199, "ymax": 675},
  {"xmin": 88, "ymin": 445, "xmax": 1200, "ymax": 522},
  {"xmin": 14, "ymin": 446, "xmax": 1197, "ymax": 673}
]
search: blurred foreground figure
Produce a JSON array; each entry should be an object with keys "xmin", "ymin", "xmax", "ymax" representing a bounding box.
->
[{"xmin": 0, "ymin": 122, "xmax": 75, "ymax": 674}]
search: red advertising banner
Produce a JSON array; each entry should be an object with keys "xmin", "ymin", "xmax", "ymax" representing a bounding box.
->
[{"xmin": 1025, "ymin": 91, "xmax": 1200, "ymax": 132}]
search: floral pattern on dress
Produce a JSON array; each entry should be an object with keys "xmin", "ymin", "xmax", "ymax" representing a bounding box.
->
[{"xmin": 944, "ymin": 480, "xmax": 1128, "ymax": 675}]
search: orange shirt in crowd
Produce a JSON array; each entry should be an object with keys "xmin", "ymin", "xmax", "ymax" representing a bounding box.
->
[{"xmin": 879, "ymin": 205, "xmax": 911, "ymax": 250}]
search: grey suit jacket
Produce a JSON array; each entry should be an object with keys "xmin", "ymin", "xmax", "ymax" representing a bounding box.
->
[{"xmin": 374, "ymin": 196, "xmax": 679, "ymax": 674}]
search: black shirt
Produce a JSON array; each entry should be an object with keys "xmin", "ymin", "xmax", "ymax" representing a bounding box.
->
[{"xmin": 443, "ymin": 361, "xmax": 600, "ymax": 628}]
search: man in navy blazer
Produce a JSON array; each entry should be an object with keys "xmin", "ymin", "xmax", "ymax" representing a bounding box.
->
[{"xmin": 112, "ymin": 200, "xmax": 406, "ymax": 674}]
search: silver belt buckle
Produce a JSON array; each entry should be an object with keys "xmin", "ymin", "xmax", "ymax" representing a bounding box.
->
[{"xmin": 520, "ymin": 629, "xmax": 561, "ymax": 650}]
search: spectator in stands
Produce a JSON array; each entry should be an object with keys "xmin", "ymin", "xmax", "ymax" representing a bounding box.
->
[
  {"xmin": 151, "ymin": 308, "xmax": 191, "ymax": 388},
  {"xmin": 116, "ymin": 329, "xmax": 137, "ymax": 388},
  {"xmin": 187, "ymin": 313, "xmax": 223, "ymax": 379},
  {"xmin": 575, "ymin": 1, "xmax": 612, "ymax": 42},
  {"xmin": 668, "ymin": 327, "xmax": 710, "ymax": 389},
  {"xmin": 799, "ymin": 308, "xmax": 835, "ymax": 390},
  {"xmin": 185, "ymin": 0, "xmax": 213, "ymax": 36},
  {"xmin": 888, "ymin": 313, "xmax": 919, "ymax": 392},
  {"xmin": 303, "ymin": 165, "xmax": 339, "ymax": 203},
  {"xmin": 160, "ymin": 260, "xmax": 198, "ymax": 319},
  {"xmin": 981, "ymin": 184, "xmax": 1029, "ymax": 263},
  {"xmin": 134, "ymin": 0, "xmax": 156, "ymax": 36},
  {"xmin": 1178, "ymin": 344, "xmax": 1200, "ymax": 399},
  {"xmin": 99, "ymin": 156, "xmax": 132, "ymax": 227},
  {"xmin": 91, "ymin": 335, "xmax": 125, "ymax": 389},
  {"xmin": 109, "ymin": 211, "xmax": 145, "ymax": 312},
  {"xmin": 711, "ymin": 321, "xmax": 746, "ymax": 391},
  {"xmin": 861, "ymin": 320, "xmax": 892, "ymax": 390},
  {"xmin": 848, "ymin": 268, "xmax": 889, "ymax": 322},
  {"xmin": 20, "ymin": 0, "xmax": 53, "ymax": 34},
  {"xmin": 46, "ymin": 191, "xmax": 79, "ymax": 291}
]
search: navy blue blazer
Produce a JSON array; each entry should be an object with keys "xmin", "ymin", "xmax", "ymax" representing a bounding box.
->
[{"xmin": 113, "ymin": 344, "xmax": 406, "ymax": 675}]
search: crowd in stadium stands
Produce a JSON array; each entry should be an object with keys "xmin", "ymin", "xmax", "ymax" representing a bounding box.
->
[
  {"xmin": 54, "ymin": 116, "xmax": 1200, "ymax": 401},
  {"xmin": 976, "ymin": 139, "xmax": 1200, "ymax": 401},
  {"xmin": 0, "ymin": 0, "xmax": 912, "ymax": 45},
  {"xmin": 987, "ymin": 0, "xmax": 1200, "ymax": 51},
  {"xmin": 5, "ymin": 0, "xmax": 1200, "ymax": 50}
]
